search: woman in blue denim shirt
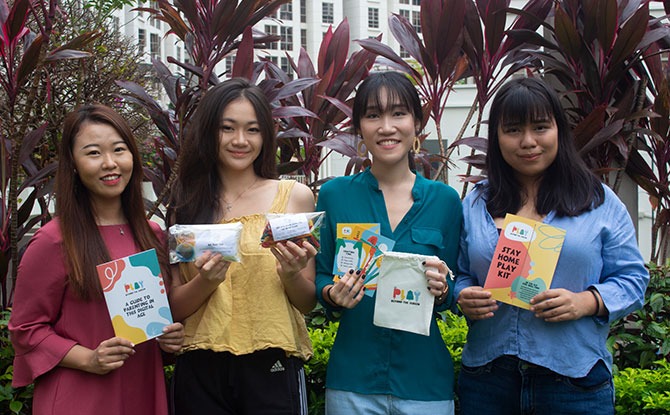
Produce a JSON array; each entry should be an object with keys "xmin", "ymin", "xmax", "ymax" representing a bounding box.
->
[{"xmin": 455, "ymin": 77, "xmax": 649, "ymax": 414}]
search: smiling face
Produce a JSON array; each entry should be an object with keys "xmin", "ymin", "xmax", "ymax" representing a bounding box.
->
[
  {"xmin": 358, "ymin": 88, "xmax": 420, "ymax": 167},
  {"xmin": 497, "ymin": 116, "xmax": 559, "ymax": 185},
  {"xmin": 217, "ymin": 97, "xmax": 263, "ymax": 174},
  {"xmin": 72, "ymin": 122, "xmax": 133, "ymax": 209}
]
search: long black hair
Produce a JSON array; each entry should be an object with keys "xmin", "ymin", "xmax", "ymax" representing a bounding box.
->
[
  {"xmin": 171, "ymin": 78, "xmax": 278, "ymax": 224},
  {"xmin": 485, "ymin": 77, "xmax": 604, "ymax": 217},
  {"xmin": 57, "ymin": 104, "xmax": 169, "ymax": 299}
]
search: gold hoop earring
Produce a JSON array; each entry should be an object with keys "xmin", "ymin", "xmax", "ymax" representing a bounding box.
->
[
  {"xmin": 412, "ymin": 137, "xmax": 421, "ymax": 153},
  {"xmin": 357, "ymin": 140, "xmax": 367, "ymax": 157}
]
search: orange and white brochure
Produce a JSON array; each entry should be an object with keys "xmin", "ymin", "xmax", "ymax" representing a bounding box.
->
[
  {"xmin": 483, "ymin": 214, "xmax": 566, "ymax": 309},
  {"xmin": 96, "ymin": 249, "xmax": 173, "ymax": 344}
]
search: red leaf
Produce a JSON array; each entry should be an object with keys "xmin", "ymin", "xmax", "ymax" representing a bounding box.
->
[
  {"xmin": 232, "ymin": 26, "xmax": 254, "ymax": 79},
  {"xmin": 554, "ymin": 6, "xmax": 582, "ymax": 59},
  {"xmin": 609, "ymin": 3, "xmax": 649, "ymax": 68},
  {"xmin": 18, "ymin": 124, "xmax": 46, "ymax": 165},
  {"xmin": 15, "ymin": 34, "xmax": 43, "ymax": 87}
]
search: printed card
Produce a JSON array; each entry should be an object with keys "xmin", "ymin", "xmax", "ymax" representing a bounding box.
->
[
  {"xmin": 483, "ymin": 214, "xmax": 566, "ymax": 309},
  {"xmin": 332, "ymin": 223, "xmax": 395, "ymax": 297},
  {"xmin": 97, "ymin": 249, "xmax": 173, "ymax": 344}
]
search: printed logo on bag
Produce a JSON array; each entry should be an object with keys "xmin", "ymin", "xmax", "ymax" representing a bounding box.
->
[{"xmin": 391, "ymin": 286, "xmax": 421, "ymax": 305}]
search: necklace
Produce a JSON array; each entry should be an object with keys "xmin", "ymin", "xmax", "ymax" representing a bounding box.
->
[{"xmin": 222, "ymin": 177, "xmax": 259, "ymax": 213}]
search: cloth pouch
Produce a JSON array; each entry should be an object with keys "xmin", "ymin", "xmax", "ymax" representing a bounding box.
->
[{"xmin": 373, "ymin": 251, "xmax": 437, "ymax": 336}]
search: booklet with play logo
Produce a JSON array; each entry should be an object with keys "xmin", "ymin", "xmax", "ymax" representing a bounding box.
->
[
  {"xmin": 483, "ymin": 214, "xmax": 566, "ymax": 309},
  {"xmin": 96, "ymin": 249, "xmax": 173, "ymax": 344}
]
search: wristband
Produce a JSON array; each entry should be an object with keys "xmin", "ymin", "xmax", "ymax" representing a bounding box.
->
[
  {"xmin": 588, "ymin": 287, "xmax": 600, "ymax": 316},
  {"xmin": 326, "ymin": 285, "xmax": 337, "ymax": 306}
]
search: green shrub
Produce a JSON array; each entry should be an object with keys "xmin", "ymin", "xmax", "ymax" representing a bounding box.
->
[
  {"xmin": 305, "ymin": 321, "xmax": 338, "ymax": 415},
  {"xmin": 304, "ymin": 313, "xmax": 468, "ymax": 414},
  {"xmin": 437, "ymin": 312, "xmax": 468, "ymax": 380},
  {"xmin": 0, "ymin": 310, "xmax": 32, "ymax": 415},
  {"xmin": 608, "ymin": 264, "xmax": 670, "ymax": 371},
  {"xmin": 614, "ymin": 360, "xmax": 670, "ymax": 414}
]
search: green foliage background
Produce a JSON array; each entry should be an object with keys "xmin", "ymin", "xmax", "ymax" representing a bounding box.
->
[{"xmin": 2, "ymin": 262, "xmax": 670, "ymax": 415}]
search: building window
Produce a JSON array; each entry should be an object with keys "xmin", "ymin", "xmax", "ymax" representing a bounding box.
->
[
  {"xmin": 400, "ymin": 9, "xmax": 410, "ymax": 20},
  {"xmin": 225, "ymin": 56, "xmax": 235, "ymax": 74},
  {"xmin": 399, "ymin": 0, "xmax": 409, "ymax": 4},
  {"xmin": 301, "ymin": 28, "xmax": 307, "ymax": 49},
  {"xmin": 110, "ymin": 16, "xmax": 120, "ymax": 32},
  {"xmin": 412, "ymin": 11, "xmax": 421, "ymax": 33},
  {"xmin": 149, "ymin": 1, "xmax": 161, "ymax": 29},
  {"xmin": 138, "ymin": 29, "xmax": 146, "ymax": 55},
  {"xmin": 280, "ymin": 3, "xmax": 292, "ymax": 20},
  {"xmin": 265, "ymin": 25, "xmax": 278, "ymax": 50},
  {"xmin": 280, "ymin": 26, "xmax": 293, "ymax": 50},
  {"xmin": 368, "ymin": 8, "xmax": 379, "ymax": 29},
  {"xmin": 412, "ymin": 0, "xmax": 421, "ymax": 5},
  {"xmin": 400, "ymin": 45, "xmax": 410, "ymax": 59},
  {"xmin": 281, "ymin": 57, "xmax": 294, "ymax": 77},
  {"xmin": 279, "ymin": 3, "xmax": 293, "ymax": 20},
  {"xmin": 269, "ymin": 56, "xmax": 278, "ymax": 64},
  {"xmin": 300, "ymin": 0, "xmax": 306, "ymax": 23},
  {"xmin": 322, "ymin": 2, "xmax": 334, "ymax": 24},
  {"xmin": 150, "ymin": 33, "xmax": 161, "ymax": 60}
]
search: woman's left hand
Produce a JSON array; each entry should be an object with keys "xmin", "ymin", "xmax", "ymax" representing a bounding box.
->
[
  {"xmin": 156, "ymin": 322, "xmax": 185, "ymax": 353},
  {"xmin": 271, "ymin": 240, "xmax": 318, "ymax": 280},
  {"xmin": 530, "ymin": 289, "xmax": 595, "ymax": 322},
  {"xmin": 424, "ymin": 259, "xmax": 451, "ymax": 302}
]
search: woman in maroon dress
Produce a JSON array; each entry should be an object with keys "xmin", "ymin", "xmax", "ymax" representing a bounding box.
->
[{"xmin": 9, "ymin": 104, "xmax": 184, "ymax": 415}]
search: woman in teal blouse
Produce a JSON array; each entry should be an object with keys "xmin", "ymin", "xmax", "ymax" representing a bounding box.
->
[{"xmin": 315, "ymin": 71, "xmax": 463, "ymax": 414}]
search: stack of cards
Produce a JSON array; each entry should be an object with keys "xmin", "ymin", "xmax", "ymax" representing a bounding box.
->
[{"xmin": 332, "ymin": 223, "xmax": 395, "ymax": 297}]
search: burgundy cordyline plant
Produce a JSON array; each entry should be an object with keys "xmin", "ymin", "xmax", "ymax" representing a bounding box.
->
[
  {"xmin": 0, "ymin": 0, "xmax": 99, "ymax": 307},
  {"xmin": 117, "ymin": 0, "xmax": 292, "ymax": 217}
]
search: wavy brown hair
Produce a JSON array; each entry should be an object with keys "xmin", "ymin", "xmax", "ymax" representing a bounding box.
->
[{"xmin": 56, "ymin": 104, "xmax": 169, "ymax": 300}]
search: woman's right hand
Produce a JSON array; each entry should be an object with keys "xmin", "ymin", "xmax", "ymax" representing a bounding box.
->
[
  {"xmin": 194, "ymin": 251, "xmax": 230, "ymax": 285},
  {"xmin": 457, "ymin": 286, "xmax": 499, "ymax": 320},
  {"xmin": 327, "ymin": 269, "xmax": 366, "ymax": 309}
]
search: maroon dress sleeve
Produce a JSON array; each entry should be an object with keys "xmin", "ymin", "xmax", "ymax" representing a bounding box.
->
[{"xmin": 9, "ymin": 220, "xmax": 77, "ymax": 387}]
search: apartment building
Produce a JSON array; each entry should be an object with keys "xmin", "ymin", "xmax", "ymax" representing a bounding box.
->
[{"xmin": 110, "ymin": 1, "xmax": 664, "ymax": 260}]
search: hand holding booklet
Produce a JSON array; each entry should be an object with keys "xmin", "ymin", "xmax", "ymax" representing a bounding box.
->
[
  {"xmin": 483, "ymin": 214, "xmax": 566, "ymax": 309},
  {"xmin": 96, "ymin": 249, "xmax": 173, "ymax": 344}
]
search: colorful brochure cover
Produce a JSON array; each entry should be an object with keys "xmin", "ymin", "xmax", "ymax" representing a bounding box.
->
[
  {"xmin": 333, "ymin": 223, "xmax": 395, "ymax": 297},
  {"xmin": 483, "ymin": 214, "xmax": 566, "ymax": 309},
  {"xmin": 96, "ymin": 249, "xmax": 173, "ymax": 344}
]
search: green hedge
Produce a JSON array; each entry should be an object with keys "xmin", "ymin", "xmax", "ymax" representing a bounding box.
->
[{"xmin": 2, "ymin": 263, "xmax": 669, "ymax": 414}]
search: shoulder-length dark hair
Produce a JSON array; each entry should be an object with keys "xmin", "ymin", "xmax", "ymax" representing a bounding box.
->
[
  {"xmin": 485, "ymin": 77, "xmax": 604, "ymax": 217},
  {"xmin": 56, "ymin": 104, "xmax": 169, "ymax": 300},
  {"xmin": 352, "ymin": 71, "xmax": 423, "ymax": 169},
  {"xmin": 171, "ymin": 77, "xmax": 277, "ymax": 224}
]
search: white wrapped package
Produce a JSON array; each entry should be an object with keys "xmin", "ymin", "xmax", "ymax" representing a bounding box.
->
[{"xmin": 168, "ymin": 223, "xmax": 243, "ymax": 264}]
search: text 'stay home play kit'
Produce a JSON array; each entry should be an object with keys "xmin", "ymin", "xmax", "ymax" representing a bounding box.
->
[
  {"xmin": 97, "ymin": 249, "xmax": 173, "ymax": 344},
  {"xmin": 484, "ymin": 214, "xmax": 566, "ymax": 309}
]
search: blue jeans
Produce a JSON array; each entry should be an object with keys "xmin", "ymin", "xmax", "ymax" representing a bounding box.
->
[
  {"xmin": 326, "ymin": 389, "xmax": 454, "ymax": 415},
  {"xmin": 458, "ymin": 355, "xmax": 614, "ymax": 415}
]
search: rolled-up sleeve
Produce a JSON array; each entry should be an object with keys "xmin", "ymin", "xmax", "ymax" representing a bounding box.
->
[{"xmin": 594, "ymin": 192, "xmax": 649, "ymax": 323}]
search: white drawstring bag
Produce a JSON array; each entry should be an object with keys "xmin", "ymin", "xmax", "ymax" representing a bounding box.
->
[{"xmin": 373, "ymin": 251, "xmax": 437, "ymax": 336}]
